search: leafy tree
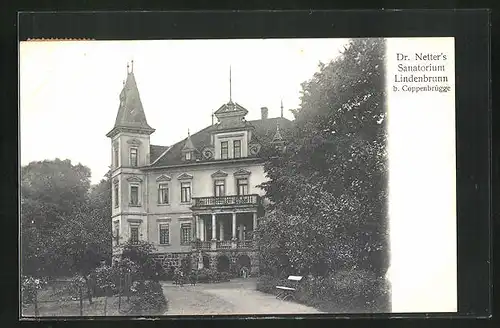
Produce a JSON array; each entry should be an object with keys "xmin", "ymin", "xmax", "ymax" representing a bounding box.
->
[
  {"xmin": 258, "ymin": 38, "xmax": 389, "ymax": 278},
  {"xmin": 21, "ymin": 159, "xmax": 112, "ymax": 277}
]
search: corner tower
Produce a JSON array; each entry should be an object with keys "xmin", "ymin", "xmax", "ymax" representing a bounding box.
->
[{"xmin": 106, "ymin": 61, "xmax": 155, "ymax": 254}]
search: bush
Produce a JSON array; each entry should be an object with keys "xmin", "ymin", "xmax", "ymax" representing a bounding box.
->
[
  {"xmin": 129, "ymin": 280, "xmax": 168, "ymax": 315},
  {"xmin": 219, "ymin": 272, "xmax": 231, "ymax": 282},
  {"xmin": 189, "ymin": 268, "xmax": 230, "ymax": 283},
  {"xmin": 21, "ymin": 276, "xmax": 48, "ymax": 304},
  {"xmin": 295, "ymin": 270, "xmax": 390, "ymax": 313}
]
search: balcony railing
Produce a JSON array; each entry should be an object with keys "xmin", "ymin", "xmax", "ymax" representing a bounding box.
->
[
  {"xmin": 192, "ymin": 194, "xmax": 261, "ymax": 208},
  {"xmin": 217, "ymin": 240, "xmax": 232, "ymax": 249},
  {"xmin": 237, "ymin": 240, "xmax": 254, "ymax": 249},
  {"xmin": 192, "ymin": 239, "xmax": 256, "ymax": 250}
]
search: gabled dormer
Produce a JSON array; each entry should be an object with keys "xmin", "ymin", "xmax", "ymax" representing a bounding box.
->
[{"xmin": 181, "ymin": 130, "xmax": 196, "ymax": 162}]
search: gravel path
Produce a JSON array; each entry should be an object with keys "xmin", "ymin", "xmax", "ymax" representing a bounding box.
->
[{"xmin": 161, "ymin": 279, "xmax": 321, "ymax": 315}]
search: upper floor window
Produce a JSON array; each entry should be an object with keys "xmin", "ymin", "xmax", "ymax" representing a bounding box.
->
[
  {"xmin": 237, "ymin": 178, "xmax": 249, "ymax": 196},
  {"xmin": 114, "ymin": 146, "xmax": 119, "ymax": 167},
  {"xmin": 158, "ymin": 183, "xmax": 169, "ymax": 205},
  {"xmin": 214, "ymin": 179, "xmax": 225, "ymax": 197},
  {"xmin": 185, "ymin": 152, "xmax": 191, "ymax": 161},
  {"xmin": 221, "ymin": 141, "xmax": 228, "ymax": 159},
  {"xmin": 130, "ymin": 226, "xmax": 139, "ymax": 244},
  {"xmin": 130, "ymin": 185, "xmax": 139, "ymax": 205},
  {"xmin": 114, "ymin": 183, "xmax": 119, "ymax": 208},
  {"xmin": 113, "ymin": 221, "xmax": 120, "ymax": 245},
  {"xmin": 159, "ymin": 223, "xmax": 170, "ymax": 245},
  {"xmin": 130, "ymin": 148, "xmax": 138, "ymax": 167},
  {"xmin": 233, "ymin": 140, "xmax": 241, "ymax": 158},
  {"xmin": 181, "ymin": 182, "xmax": 191, "ymax": 203},
  {"xmin": 180, "ymin": 223, "xmax": 192, "ymax": 245}
]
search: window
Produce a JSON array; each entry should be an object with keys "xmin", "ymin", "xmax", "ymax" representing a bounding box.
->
[
  {"xmin": 181, "ymin": 182, "xmax": 191, "ymax": 203},
  {"xmin": 237, "ymin": 178, "xmax": 249, "ymax": 196},
  {"xmin": 185, "ymin": 152, "xmax": 191, "ymax": 161},
  {"xmin": 159, "ymin": 224, "xmax": 169, "ymax": 245},
  {"xmin": 221, "ymin": 141, "xmax": 228, "ymax": 159},
  {"xmin": 214, "ymin": 179, "xmax": 225, "ymax": 197},
  {"xmin": 181, "ymin": 223, "xmax": 192, "ymax": 245},
  {"xmin": 114, "ymin": 147, "xmax": 119, "ymax": 167},
  {"xmin": 130, "ymin": 226, "xmax": 139, "ymax": 244},
  {"xmin": 233, "ymin": 140, "xmax": 241, "ymax": 158},
  {"xmin": 113, "ymin": 221, "xmax": 120, "ymax": 245},
  {"xmin": 130, "ymin": 148, "xmax": 138, "ymax": 167},
  {"xmin": 130, "ymin": 185, "xmax": 139, "ymax": 205},
  {"xmin": 114, "ymin": 184, "xmax": 119, "ymax": 208},
  {"xmin": 158, "ymin": 184, "xmax": 169, "ymax": 204}
]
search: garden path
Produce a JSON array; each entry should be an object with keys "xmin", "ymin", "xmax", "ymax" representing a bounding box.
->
[{"xmin": 161, "ymin": 278, "xmax": 322, "ymax": 315}]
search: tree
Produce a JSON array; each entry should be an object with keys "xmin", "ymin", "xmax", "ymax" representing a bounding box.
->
[
  {"xmin": 258, "ymin": 38, "xmax": 389, "ymax": 277},
  {"xmin": 21, "ymin": 159, "xmax": 112, "ymax": 277}
]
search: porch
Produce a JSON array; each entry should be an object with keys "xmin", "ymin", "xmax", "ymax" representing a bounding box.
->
[{"xmin": 192, "ymin": 212, "xmax": 258, "ymax": 250}]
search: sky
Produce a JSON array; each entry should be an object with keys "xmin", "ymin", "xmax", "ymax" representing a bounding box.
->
[{"xmin": 20, "ymin": 39, "xmax": 348, "ymax": 184}]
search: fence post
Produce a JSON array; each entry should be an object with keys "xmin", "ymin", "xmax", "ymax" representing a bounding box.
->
[
  {"xmin": 79, "ymin": 285, "xmax": 83, "ymax": 316},
  {"xmin": 34, "ymin": 289, "xmax": 39, "ymax": 317}
]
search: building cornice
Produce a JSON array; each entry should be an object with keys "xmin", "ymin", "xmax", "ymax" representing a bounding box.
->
[{"xmin": 141, "ymin": 157, "xmax": 263, "ymax": 171}]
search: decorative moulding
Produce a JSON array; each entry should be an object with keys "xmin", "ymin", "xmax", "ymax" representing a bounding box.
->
[
  {"xmin": 217, "ymin": 132, "xmax": 245, "ymax": 139},
  {"xmin": 113, "ymin": 140, "xmax": 119, "ymax": 148},
  {"xmin": 156, "ymin": 174, "xmax": 172, "ymax": 182},
  {"xmin": 234, "ymin": 168, "xmax": 251, "ymax": 177},
  {"xmin": 211, "ymin": 170, "xmax": 228, "ymax": 178},
  {"xmin": 157, "ymin": 218, "xmax": 172, "ymax": 223},
  {"xmin": 177, "ymin": 172, "xmax": 194, "ymax": 180},
  {"xmin": 202, "ymin": 147, "xmax": 214, "ymax": 160},
  {"xmin": 127, "ymin": 138, "xmax": 142, "ymax": 145},
  {"xmin": 127, "ymin": 219, "xmax": 142, "ymax": 225},
  {"xmin": 127, "ymin": 175, "xmax": 143, "ymax": 182},
  {"xmin": 249, "ymin": 143, "xmax": 262, "ymax": 156},
  {"xmin": 112, "ymin": 177, "xmax": 119, "ymax": 184}
]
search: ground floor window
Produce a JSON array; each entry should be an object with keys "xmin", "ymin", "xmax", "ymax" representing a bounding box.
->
[
  {"xmin": 181, "ymin": 223, "xmax": 192, "ymax": 245},
  {"xmin": 130, "ymin": 226, "xmax": 139, "ymax": 244}
]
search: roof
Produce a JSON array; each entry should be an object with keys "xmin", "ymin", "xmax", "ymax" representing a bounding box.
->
[
  {"xmin": 150, "ymin": 145, "xmax": 170, "ymax": 163},
  {"xmin": 107, "ymin": 70, "xmax": 154, "ymax": 137},
  {"xmin": 150, "ymin": 116, "xmax": 293, "ymax": 167}
]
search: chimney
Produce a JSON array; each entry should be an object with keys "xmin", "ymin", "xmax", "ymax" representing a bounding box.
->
[{"xmin": 261, "ymin": 107, "xmax": 269, "ymax": 120}]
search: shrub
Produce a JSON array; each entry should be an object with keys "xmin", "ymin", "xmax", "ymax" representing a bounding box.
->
[
  {"xmin": 129, "ymin": 280, "xmax": 168, "ymax": 315},
  {"xmin": 295, "ymin": 269, "xmax": 390, "ymax": 313},
  {"xmin": 219, "ymin": 272, "xmax": 231, "ymax": 282},
  {"xmin": 21, "ymin": 276, "xmax": 48, "ymax": 304}
]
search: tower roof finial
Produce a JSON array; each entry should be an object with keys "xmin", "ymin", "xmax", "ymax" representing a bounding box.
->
[
  {"xmin": 229, "ymin": 65, "xmax": 232, "ymax": 102},
  {"xmin": 280, "ymin": 99, "xmax": 284, "ymax": 118},
  {"xmin": 131, "ymin": 59, "xmax": 134, "ymax": 73},
  {"xmin": 127, "ymin": 62, "xmax": 130, "ymax": 74}
]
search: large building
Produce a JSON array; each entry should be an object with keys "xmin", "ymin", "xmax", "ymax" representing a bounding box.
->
[{"xmin": 106, "ymin": 63, "xmax": 292, "ymax": 276}]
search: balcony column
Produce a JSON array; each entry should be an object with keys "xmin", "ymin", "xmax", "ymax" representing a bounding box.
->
[
  {"xmin": 219, "ymin": 220, "xmax": 224, "ymax": 241},
  {"xmin": 198, "ymin": 217, "xmax": 204, "ymax": 241},
  {"xmin": 239, "ymin": 223, "xmax": 244, "ymax": 241},
  {"xmin": 232, "ymin": 212, "xmax": 237, "ymax": 240},
  {"xmin": 211, "ymin": 213, "xmax": 216, "ymax": 240},
  {"xmin": 194, "ymin": 215, "xmax": 199, "ymax": 239}
]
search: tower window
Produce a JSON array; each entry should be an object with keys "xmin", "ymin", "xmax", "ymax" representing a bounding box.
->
[
  {"xmin": 130, "ymin": 226, "xmax": 139, "ymax": 244},
  {"xmin": 130, "ymin": 185, "xmax": 139, "ymax": 205},
  {"xmin": 114, "ymin": 184, "xmax": 119, "ymax": 208},
  {"xmin": 233, "ymin": 140, "xmax": 241, "ymax": 158},
  {"xmin": 130, "ymin": 148, "xmax": 138, "ymax": 167},
  {"xmin": 221, "ymin": 141, "xmax": 228, "ymax": 159},
  {"xmin": 114, "ymin": 146, "xmax": 119, "ymax": 167}
]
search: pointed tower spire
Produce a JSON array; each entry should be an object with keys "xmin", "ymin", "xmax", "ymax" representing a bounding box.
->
[
  {"xmin": 229, "ymin": 65, "xmax": 232, "ymax": 102},
  {"xmin": 106, "ymin": 62, "xmax": 155, "ymax": 138},
  {"xmin": 280, "ymin": 99, "xmax": 284, "ymax": 118},
  {"xmin": 182, "ymin": 129, "xmax": 195, "ymax": 151},
  {"xmin": 131, "ymin": 59, "xmax": 134, "ymax": 72}
]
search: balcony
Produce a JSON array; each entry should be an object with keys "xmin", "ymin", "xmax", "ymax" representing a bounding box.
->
[
  {"xmin": 192, "ymin": 239, "xmax": 255, "ymax": 250},
  {"xmin": 192, "ymin": 194, "xmax": 261, "ymax": 210}
]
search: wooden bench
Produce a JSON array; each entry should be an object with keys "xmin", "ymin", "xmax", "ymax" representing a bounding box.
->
[{"xmin": 275, "ymin": 275, "xmax": 303, "ymax": 301}]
